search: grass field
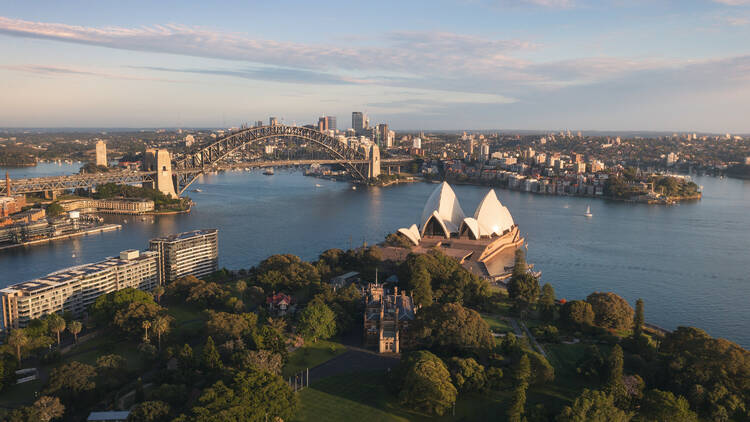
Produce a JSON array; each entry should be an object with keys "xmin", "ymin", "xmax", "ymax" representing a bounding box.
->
[
  {"xmin": 293, "ymin": 371, "xmax": 513, "ymax": 422},
  {"xmin": 481, "ymin": 313, "xmax": 514, "ymax": 334},
  {"xmin": 283, "ymin": 339, "xmax": 347, "ymax": 378}
]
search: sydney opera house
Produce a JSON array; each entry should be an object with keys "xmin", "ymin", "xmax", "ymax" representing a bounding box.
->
[{"xmin": 390, "ymin": 182, "xmax": 524, "ymax": 280}]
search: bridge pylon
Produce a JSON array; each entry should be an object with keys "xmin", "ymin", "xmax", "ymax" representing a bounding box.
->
[
  {"xmin": 143, "ymin": 148, "xmax": 177, "ymax": 198},
  {"xmin": 368, "ymin": 144, "xmax": 381, "ymax": 179}
]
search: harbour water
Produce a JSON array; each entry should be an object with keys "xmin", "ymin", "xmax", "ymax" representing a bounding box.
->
[{"xmin": 2, "ymin": 163, "xmax": 749, "ymax": 347}]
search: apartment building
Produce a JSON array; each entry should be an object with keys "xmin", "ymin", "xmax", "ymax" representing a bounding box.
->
[
  {"xmin": 1, "ymin": 249, "xmax": 159, "ymax": 330},
  {"xmin": 149, "ymin": 229, "xmax": 218, "ymax": 283}
]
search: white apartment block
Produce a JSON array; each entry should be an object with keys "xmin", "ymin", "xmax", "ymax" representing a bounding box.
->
[
  {"xmin": 149, "ymin": 229, "xmax": 218, "ymax": 283},
  {"xmin": 1, "ymin": 249, "xmax": 159, "ymax": 330}
]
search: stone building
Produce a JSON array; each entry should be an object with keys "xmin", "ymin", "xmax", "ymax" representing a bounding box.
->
[{"xmin": 363, "ymin": 283, "xmax": 416, "ymax": 353}]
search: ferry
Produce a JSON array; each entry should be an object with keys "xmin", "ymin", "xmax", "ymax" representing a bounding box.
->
[
  {"xmin": 263, "ymin": 168, "xmax": 275, "ymax": 176},
  {"xmin": 192, "ymin": 188, "xmax": 203, "ymax": 193},
  {"xmin": 583, "ymin": 205, "xmax": 593, "ymax": 218}
]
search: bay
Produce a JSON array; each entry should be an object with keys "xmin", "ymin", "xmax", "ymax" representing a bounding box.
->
[{"xmin": 1, "ymin": 163, "xmax": 749, "ymax": 347}]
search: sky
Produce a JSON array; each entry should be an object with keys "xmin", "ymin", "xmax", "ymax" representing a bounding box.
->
[{"xmin": 0, "ymin": 0, "xmax": 749, "ymax": 132}]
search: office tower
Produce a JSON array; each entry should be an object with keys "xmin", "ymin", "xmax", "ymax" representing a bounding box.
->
[
  {"xmin": 352, "ymin": 112, "xmax": 364, "ymax": 134},
  {"xmin": 1, "ymin": 250, "xmax": 159, "ymax": 330},
  {"xmin": 376, "ymin": 124, "xmax": 389, "ymax": 147},
  {"xmin": 149, "ymin": 229, "xmax": 219, "ymax": 283},
  {"xmin": 269, "ymin": 117, "xmax": 279, "ymax": 126},
  {"xmin": 327, "ymin": 116, "xmax": 337, "ymax": 131},
  {"xmin": 95, "ymin": 140, "xmax": 107, "ymax": 166},
  {"xmin": 318, "ymin": 116, "xmax": 328, "ymax": 132},
  {"xmin": 255, "ymin": 120, "xmax": 263, "ymax": 127}
]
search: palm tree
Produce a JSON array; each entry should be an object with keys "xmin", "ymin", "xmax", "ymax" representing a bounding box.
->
[
  {"xmin": 68, "ymin": 321, "xmax": 82, "ymax": 343},
  {"xmin": 8, "ymin": 329, "xmax": 28, "ymax": 364},
  {"xmin": 48, "ymin": 314, "xmax": 66, "ymax": 346},
  {"xmin": 152, "ymin": 315, "xmax": 171, "ymax": 351},
  {"xmin": 153, "ymin": 286, "xmax": 165, "ymax": 303},
  {"xmin": 142, "ymin": 320, "xmax": 151, "ymax": 343}
]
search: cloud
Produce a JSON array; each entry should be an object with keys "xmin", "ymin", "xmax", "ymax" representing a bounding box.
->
[
  {"xmin": 0, "ymin": 16, "xmax": 530, "ymax": 78},
  {"xmin": 712, "ymin": 0, "xmax": 750, "ymax": 5},
  {"xmin": 0, "ymin": 64, "xmax": 177, "ymax": 82}
]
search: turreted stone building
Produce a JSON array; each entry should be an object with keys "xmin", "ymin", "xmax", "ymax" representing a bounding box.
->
[{"xmin": 363, "ymin": 283, "xmax": 415, "ymax": 353}]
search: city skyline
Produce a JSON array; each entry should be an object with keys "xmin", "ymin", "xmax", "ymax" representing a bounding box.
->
[{"xmin": 1, "ymin": 1, "xmax": 750, "ymax": 132}]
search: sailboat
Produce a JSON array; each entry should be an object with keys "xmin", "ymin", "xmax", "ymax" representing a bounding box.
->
[{"xmin": 583, "ymin": 205, "xmax": 593, "ymax": 218}]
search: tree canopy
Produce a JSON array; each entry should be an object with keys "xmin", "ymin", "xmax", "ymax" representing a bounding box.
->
[
  {"xmin": 586, "ymin": 292, "xmax": 634, "ymax": 330},
  {"xmin": 398, "ymin": 351, "xmax": 457, "ymax": 416},
  {"xmin": 410, "ymin": 302, "xmax": 494, "ymax": 355}
]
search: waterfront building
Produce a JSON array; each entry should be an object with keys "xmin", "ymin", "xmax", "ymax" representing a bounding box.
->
[
  {"xmin": 95, "ymin": 140, "xmax": 107, "ymax": 167},
  {"xmin": 392, "ymin": 182, "xmax": 523, "ymax": 280},
  {"xmin": 0, "ymin": 195, "xmax": 27, "ymax": 218},
  {"xmin": 364, "ymin": 283, "xmax": 415, "ymax": 353},
  {"xmin": 1, "ymin": 249, "xmax": 159, "ymax": 330},
  {"xmin": 60, "ymin": 198, "xmax": 155, "ymax": 215},
  {"xmin": 149, "ymin": 229, "xmax": 218, "ymax": 284}
]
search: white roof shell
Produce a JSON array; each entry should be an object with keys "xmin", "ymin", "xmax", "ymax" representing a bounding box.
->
[
  {"xmin": 419, "ymin": 182, "xmax": 465, "ymax": 237},
  {"xmin": 471, "ymin": 189, "xmax": 515, "ymax": 237},
  {"xmin": 397, "ymin": 224, "xmax": 421, "ymax": 246}
]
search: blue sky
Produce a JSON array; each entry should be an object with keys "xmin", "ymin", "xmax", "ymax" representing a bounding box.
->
[{"xmin": 1, "ymin": 0, "xmax": 749, "ymax": 131}]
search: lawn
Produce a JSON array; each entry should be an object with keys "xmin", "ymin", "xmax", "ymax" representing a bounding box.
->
[
  {"xmin": 0, "ymin": 379, "xmax": 43, "ymax": 408},
  {"xmin": 293, "ymin": 371, "xmax": 512, "ymax": 422},
  {"xmin": 481, "ymin": 313, "xmax": 514, "ymax": 334},
  {"xmin": 283, "ymin": 339, "xmax": 347, "ymax": 378}
]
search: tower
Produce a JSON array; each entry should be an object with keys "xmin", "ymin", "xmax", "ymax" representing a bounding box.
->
[
  {"xmin": 95, "ymin": 140, "xmax": 107, "ymax": 167},
  {"xmin": 143, "ymin": 149, "xmax": 177, "ymax": 198},
  {"xmin": 369, "ymin": 144, "xmax": 381, "ymax": 179}
]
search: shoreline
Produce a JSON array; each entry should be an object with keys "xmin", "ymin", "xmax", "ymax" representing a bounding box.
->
[
  {"xmin": 0, "ymin": 223, "xmax": 122, "ymax": 251},
  {"xmin": 437, "ymin": 177, "xmax": 702, "ymax": 205}
]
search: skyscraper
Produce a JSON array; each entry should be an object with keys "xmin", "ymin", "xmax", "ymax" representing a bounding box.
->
[
  {"xmin": 269, "ymin": 117, "xmax": 279, "ymax": 126},
  {"xmin": 376, "ymin": 124, "xmax": 389, "ymax": 147},
  {"xmin": 95, "ymin": 140, "xmax": 107, "ymax": 166},
  {"xmin": 318, "ymin": 116, "xmax": 328, "ymax": 132},
  {"xmin": 352, "ymin": 112, "xmax": 364, "ymax": 134},
  {"xmin": 327, "ymin": 116, "xmax": 337, "ymax": 131}
]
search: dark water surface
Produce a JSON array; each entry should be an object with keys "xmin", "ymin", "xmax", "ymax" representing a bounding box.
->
[{"xmin": 2, "ymin": 163, "xmax": 749, "ymax": 347}]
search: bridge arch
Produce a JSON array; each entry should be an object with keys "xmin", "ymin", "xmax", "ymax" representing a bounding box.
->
[{"xmin": 171, "ymin": 125, "xmax": 375, "ymax": 194}]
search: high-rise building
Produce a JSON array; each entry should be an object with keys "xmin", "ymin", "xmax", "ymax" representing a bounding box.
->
[
  {"xmin": 318, "ymin": 116, "xmax": 328, "ymax": 132},
  {"xmin": 352, "ymin": 112, "xmax": 364, "ymax": 134},
  {"xmin": 1, "ymin": 249, "xmax": 160, "ymax": 330},
  {"xmin": 149, "ymin": 229, "xmax": 219, "ymax": 283},
  {"xmin": 255, "ymin": 120, "xmax": 264, "ymax": 127},
  {"xmin": 269, "ymin": 117, "xmax": 279, "ymax": 126},
  {"xmin": 95, "ymin": 140, "xmax": 107, "ymax": 167},
  {"xmin": 327, "ymin": 116, "xmax": 337, "ymax": 131},
  {"xmin": 412, "ymin": 137, "xmax": 422, "ymax": 149},
  {"xmin": 376, "ymin": 124, "xmax": 389, "ymax": 147},
  {"xmin": 481, "ymin": 143, "xmax": 490, "ymax": 160}
]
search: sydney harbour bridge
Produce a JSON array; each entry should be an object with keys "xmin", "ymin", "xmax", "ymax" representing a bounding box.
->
[{"xmin": 1, "ymin": 125, "xmax": 413, "ymax": 197}]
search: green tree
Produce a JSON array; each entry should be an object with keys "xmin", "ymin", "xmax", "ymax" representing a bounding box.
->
[
  {"xmin": 409, "ymin": 266, "xmax": 433, "ymax": 307},
  {"xmin": 562, "ymin": 300, "xmax": 595, "ymax": 328},
  {"xmin": 152, "ymin": 286, "xmax": 165, "ymax": 304},
  {"xmin": 44, "ymin": 361, "xmax": 97, "ymax": 402},
  {"xmin": 201, "ymin": 336, "xmax": 222, "ymax": 372},
  {"xmin": 448, "ymin": 357, "xmax": 486, "ymax": 393},
  {"xmin": 411, "ymin": 302, "xmax": 494, "ymax": 355},
  {"xmin": 540, "ymin": 283, "xmax": 556, "ymax": 321},
  {"xmin": 507, "ymin": 355, "xmax": 531, "ymax": 422},
  {"xmin": 46, "ymin": 202, "xmax": 64, "ymax": 218},
  {"xmin": 8, "ymin": 329, "xmax": 28, "ymax": 364},
  {"xmin": 512, "ymin": 248, "xmax": 528, "ymax": 277},
  {"xmin": 241, "ymin": 350, "xmax": 283, "ymax": 375},
  {"xmin": 507, "ymin": 273, "xmax": 541, "ymax": 314},
  {"xmin": 633, "ymin": 299, "xmax": 644, "ymax": 337},
  {"xmin": 142, "ymin": 320, "xmax": 152, "ymax": 343},
  {"xmin": 606, "ymin": 345, "xmax": 627, "ymax": 403},
  {"xmin": 113, "ymin": 301, "xmax": 163, "ymax": 338},
  {"xmin": 297, "ymin": 301, "xmax": 337, "ymax": 342},
  {"xmin": 206, "ymin": 311, "xmax": 251, "ymax": 342},
  {"xmin": 557, "ymin": 389, "xmax": 632, "ymax": 422},
  {"xmin": 586, "ymin": 292, "xmax": 634, "ymax": 330},
  {"xmin": 128, "ymin": 400, "xmax": 170, "ymax": 422},
  {"xmin": 67, "ymin": 320, "xmax": 82, "ymax": 343},
  {"xmin": 0, "ymin": 352, "xmax": 18, "ymax": 392},
  {"xmin": 528, "ymin": 351, "xmax": 555, "ymax": 385},
  {"xmin": 91, "ymin": 287, "xmax": 155, "ymax": 325},
  {"xmin": 235, "ymin": 280, "xmax": 247, "ymax": 302},
  {"xmin": 399, "ymin": 351, "xmax": 457, "ymax": 416},
  {"xmin": 178, "ymin": 344, "xmax": 195, "ymax": 372},
  {"xmin": 187, "ymin": 370, "xmax": 298, "ymax": 421},
  {"xmin": 32, "ymin": 396, "xmax": 65, "ymax": 422},
  {"xmin": 638, "ymin": 389, "xmax": 697, "ymax": 422}
]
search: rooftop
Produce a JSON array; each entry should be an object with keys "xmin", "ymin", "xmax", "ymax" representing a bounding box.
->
[{"xmin": 149, "ymin": 228, "xmax": 217, "ymax": 242}]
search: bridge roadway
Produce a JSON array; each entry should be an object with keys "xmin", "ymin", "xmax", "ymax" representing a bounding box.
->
[{"xmin": 1, "ymin": 158, "xmax": 412, "ymax": 195}]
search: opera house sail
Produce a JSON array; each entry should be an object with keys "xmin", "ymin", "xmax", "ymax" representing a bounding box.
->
[{"xmin": 395, "ymin": 182, "xmax": 524, "ymax": 281}]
